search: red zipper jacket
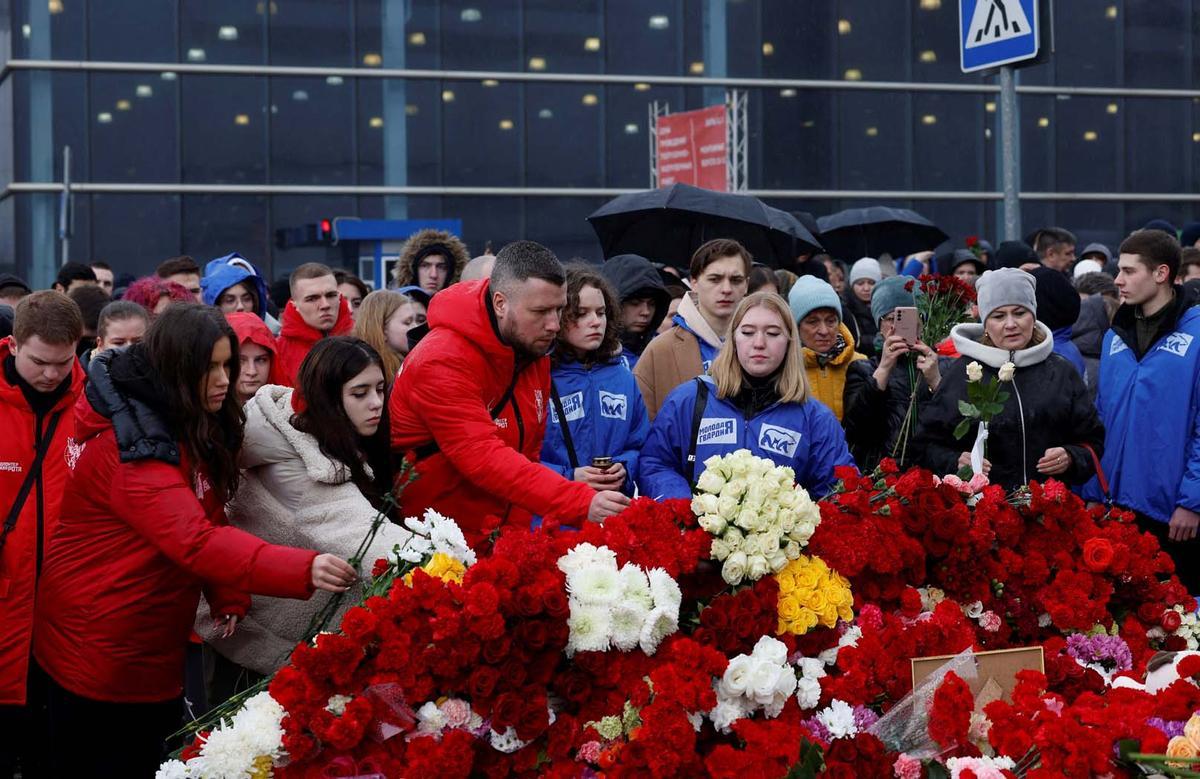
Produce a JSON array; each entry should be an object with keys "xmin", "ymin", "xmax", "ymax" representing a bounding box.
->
[
  {"xmin": 34, "ymin": 368, "xmax": 317, "ymax": 703},
  {"xmin": 274, "ymin": 297, "xmax": 354, "ymax": 387},
  {"xmin": 0, "ymin": 341, "xmax": 83, "ymax": 705},
  {"xmin": 389, "ymin": 280, "xmax": 594, "ymax": 548}
]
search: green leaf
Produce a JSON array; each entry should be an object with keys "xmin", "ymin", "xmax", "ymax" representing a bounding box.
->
[
  {"xmin": 995, "ymin": 390, "xmax": 1011, "ymax": 404},
  {"xmin": 925, "ymin": 762, "xmax": 951, "ymax": 779},
  {"xmin": 956, "ymin": 464, "xmax": 974, "ymax": 480},
  {"xmin": 957, "ymin": 400, "xmax": 979, "ymax": 418},
  {"xmin": 953, "ymin": 418, "xmax": 972, "ymax": 440},
  {"xmin": 984, "ymin": 402, "xmax": 1006, "ymax": 416}
]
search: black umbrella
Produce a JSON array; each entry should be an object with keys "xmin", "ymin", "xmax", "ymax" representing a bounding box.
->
[
  {"xmin": 588, "ymin": 184, "xmax": 823, "ymax": 270},
  {"xmin": 816, "ymin": 206, "xmax": 949, "ymax": 260}
]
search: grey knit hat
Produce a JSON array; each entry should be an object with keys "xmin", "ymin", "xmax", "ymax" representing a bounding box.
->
[{"xmin": 976, "ymin": 268, "xmax": 1037, "ymax": 321}]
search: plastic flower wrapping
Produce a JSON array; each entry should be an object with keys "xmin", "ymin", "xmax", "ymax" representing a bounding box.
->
[{"xmin": 164, "ymin": 454, "xmax": 1200, "ymax": 778}]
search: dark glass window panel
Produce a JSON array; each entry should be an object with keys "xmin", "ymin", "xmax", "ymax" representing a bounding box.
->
[
  {"xmin": 182, "ymin": 195, "xmax": 269, "ymax": 271},
  {"xmin": 90, "ymin": 194, "xmax": 180, "ymax": 276},
  {"xmin": 89, "ymin": 75, "xmax": 178, "ymax": 183},
  {"xmin": 180, "ymin": 76, "xmax": 267, "ymax": 183}
]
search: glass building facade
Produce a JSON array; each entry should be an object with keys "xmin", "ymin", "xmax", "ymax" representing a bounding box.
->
[{"xmin": 3, "ymin": 0, "xmax": 1200, "ymax": 286}]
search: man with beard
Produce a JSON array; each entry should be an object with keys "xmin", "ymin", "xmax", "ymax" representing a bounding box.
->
[
  {"xmin": 389, "ymin": 241, "xmax": 629, "ymax": 548},
  {"xmin": 599, "ymin": 254, "xmax": 669, "ymax": 371}
]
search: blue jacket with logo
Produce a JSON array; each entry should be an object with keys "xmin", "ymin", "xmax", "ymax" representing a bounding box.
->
[
  {"xmin": 1083, "ymin": 293, "xmax": 1200, "ymax": 522},
  {"xmin": 540, "ymin": 357, "xmax": 650, "ymax": 496},
  {"xmin": 636, "ymin": 376, "xmax": 856, "ymax": 500}
]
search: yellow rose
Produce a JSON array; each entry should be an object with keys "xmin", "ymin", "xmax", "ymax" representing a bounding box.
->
[
  {"xmin": 819, "ymin": 604, "xmax": 839, "ymax": 627},
  {"xmin": 795, "ymin": 567, "xmax": 821, "ymax": 592},
  {"xmin": 1167, "ymin": 735, "xmax": 1200, "ymax": 768},
  {"xmin": 797, "ymin": 607, "xmax": 818, "ymax": 632},
  {"xmin": 776, "ymin": 571, "xmax": 796, "ymax": 594},
  {"xmin": 776, "ymin": 617, "xmax": 792, "ymax": 636},
  {"xmin": 808, "ymin": 589, "xmax": 829, "ymax": 613},
  {"xmin": 778, "ymin": 595, "xmax": 801, "ymax": 622},
  {"xmin": 1186, "ymin": 714, "xmax": 1200, "ymax": 748}
]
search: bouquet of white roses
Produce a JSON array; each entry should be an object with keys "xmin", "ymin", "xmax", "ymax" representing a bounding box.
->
[{"xmin": 690, "ymin": 450, "xmax": 822, "ymax": 586}]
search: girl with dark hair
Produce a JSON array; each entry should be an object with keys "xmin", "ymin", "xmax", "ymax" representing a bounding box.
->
[
  {"xmin": 34, "ymin": 304, "xmax": 357, "ymax": 776},
  {"xmin": 540, "ymin": 266, "xmax": 650, "ymax": 497},
  {"xmin": 199, "ymin": 336, "xmax": 415, "ymax": 676}
]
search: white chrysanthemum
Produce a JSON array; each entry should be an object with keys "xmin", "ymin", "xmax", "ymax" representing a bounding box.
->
[
  {"xmin": 795, "ymin": 676, "xmax": 822, "ymax": 710},
  {"xmin": 816, "ymin": 699, "xmax": 858, "ymax": 739},
  {"xmin": 566, "ymin": 564, "xmax": 622, "ymax": 607},
  {"xmin": 610, "ymin": 603, "xmax": 649, "ymax": 651},
  {"xmin": 618, "ymin": 564, "xmax": 654, "ymax": 609},
  {"xmin": 155, "ymin": 761, "xmax": 190, "ymax": 779},
  {"xmin": 423, "ymin": 509, "xmax": 477, "ymax": 566},
  {"xmin": 557, "ymin": 543, "xmax": 618, "ymax": 577},
  {"xmin": 388, "ymin": 536, "xmax": 430, "ymax": 564},
  {"xmin": 638, "ymin": 606, "xmax": 679, "ymax": 655},
  {"xmin": 566, "ymin": 604, "xmax": 612, "ymax": 655},
  {"xmin": 751, "ymin": 635, "xmax": 789, "ymax": 666},
  {"xmin": 646, "ymin": 568, "xmax": 682, "ymax": 616},
  {"xmin": 190, "ymin": 729, "xmax": 263, "ymax": 779}
]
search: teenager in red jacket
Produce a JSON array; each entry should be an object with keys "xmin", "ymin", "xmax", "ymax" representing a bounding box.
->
[
  {"xmin": 34, "ymin": 304, "xmax": 356, "ymax": 777},
  {"xmin": 0, "ymin": 292, "xmax": 84, "ymax": 779},
  {"xmin": 275, "ymin": 262, "xmax": 354, "ymax": 385},
  {"xmin": 227, "ymin": 311, "xmax": 286, "ymax": 404},
  {"xmin": 390, "ymin": 241, "xmax": 630, "ymax": 548}
]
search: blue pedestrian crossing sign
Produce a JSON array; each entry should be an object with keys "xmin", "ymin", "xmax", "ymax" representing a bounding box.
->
[{"xmin": 959, "ymin": 0, "xmax": 1039, "ymax": 73}]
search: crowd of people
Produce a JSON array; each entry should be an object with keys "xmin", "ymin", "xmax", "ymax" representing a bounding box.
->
[{"xmin": 1, "ymin": 218, "xmax": 1199, "ymax": 776}]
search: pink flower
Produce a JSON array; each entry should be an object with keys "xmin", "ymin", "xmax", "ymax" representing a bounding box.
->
[
  {"xmin": 440, "ymin": 698, "xmax": 473, "ymax": 729},
  {"xmin": 940, "ymin": 474, "xmax": 966, "ymax": 492},
  {"xmin": 577, "ymin": 740, "xmax": 603, "ymax": 763},
  {"xmin": 966, "ymin": 473, "xmax": 989, "ymax": 493},
  {"xmin": 893, "ymin": 753, "xmax": 922, "ymax": 779},
  {"xmin": 979, "ymin": 611, "xmax": 1002, "ymax": 632}
]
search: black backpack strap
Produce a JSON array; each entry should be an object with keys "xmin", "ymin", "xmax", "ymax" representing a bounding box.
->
[
  {"xmin": 549, "ymin": 379, "xmax": 580, "ymax": 472},
  {"xmin": 685, "ymin": 378, "xmax": 710, "ymax": 485},
  {"xmin": 0, "ymin": 410, "xmax": 65, "ymax": 556},
  {"xmin": 410, "ymin": 379, "xmax": 519, "ymax": 462}
]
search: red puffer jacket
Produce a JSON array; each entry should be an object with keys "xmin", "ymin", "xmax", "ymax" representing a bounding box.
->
[
  {"xmin": 389, "ymin": 280, "xmax": 594, "ymax": 548},
  {"xmin": 274, "ymin": 297, "xmax": 354, "ymax": 387},
  {"xmin": 34, "ymin": 380, "xmax": 318, "ymax": 703},
  {"xmin": 0, "ymin": 341, "xmax": 83, "ymax": 705}
]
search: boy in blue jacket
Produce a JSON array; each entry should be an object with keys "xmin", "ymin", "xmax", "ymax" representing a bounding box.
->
[{"xmin": 1084, "ymin": 229, "xmax": 1200, "ymax": 592}]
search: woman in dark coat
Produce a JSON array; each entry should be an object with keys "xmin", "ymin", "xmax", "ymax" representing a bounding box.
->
[{"xmin": 914, "ymin": 269, "xmax": 1105, "ymax": 490}]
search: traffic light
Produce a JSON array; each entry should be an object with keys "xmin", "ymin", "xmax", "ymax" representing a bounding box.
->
[{"xmin": 275, "ymin": 219, "xmax": 337, "ymax": 249}]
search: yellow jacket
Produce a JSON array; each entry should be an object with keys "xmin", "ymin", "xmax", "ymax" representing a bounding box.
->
[{"xmin": 802, "ymin": 323, "xmax": 869, "ymax": 421}]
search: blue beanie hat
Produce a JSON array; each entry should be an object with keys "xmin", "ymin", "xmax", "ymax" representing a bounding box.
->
[
  {"xmin": 788, "ymin": 275, "xmax": 841, "ymax": 323},
  {"xmin": 870, "ymin": 276, "xmax": 917, "ymax": 325},
  {"xmin": 1180, "ymin": 222, "xmax": 1200, "ymax": 248}
]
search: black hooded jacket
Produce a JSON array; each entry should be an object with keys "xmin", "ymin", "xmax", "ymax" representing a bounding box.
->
[
  {"xmin": 85, "ymin": 346, "xmax": 179, "ymax": 465},
  {"xmin": 600, "ymin": 254, "xmax": 670, "ymax": 358}
]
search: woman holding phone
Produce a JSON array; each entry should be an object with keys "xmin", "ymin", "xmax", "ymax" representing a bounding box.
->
[{"xmin": 842, "ymin": 277, "xmax": 943, "ymax": 470}]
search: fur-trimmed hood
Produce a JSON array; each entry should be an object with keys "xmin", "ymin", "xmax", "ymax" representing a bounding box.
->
[{"xmin": 392, "ymin": 229, "xmax": 470, "ymax": 290}]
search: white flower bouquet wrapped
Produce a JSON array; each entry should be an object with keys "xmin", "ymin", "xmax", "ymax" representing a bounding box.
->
[{"xmin": 690, "ymin": 450, "xmax": 821, "ymax": 586}]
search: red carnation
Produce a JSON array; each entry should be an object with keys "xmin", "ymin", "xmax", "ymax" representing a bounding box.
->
[{"xmin": 929, "ymin": 671, "xmax": 974, "ymax": 750}]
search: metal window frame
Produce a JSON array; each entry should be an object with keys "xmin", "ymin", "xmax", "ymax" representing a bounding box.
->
[{"xmin": 4, "ymin": 58, "xmax": 1200, "ymax": 204}]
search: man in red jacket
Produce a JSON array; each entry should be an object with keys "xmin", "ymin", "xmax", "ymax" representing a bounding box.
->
[
  {"xmin": 275, "ymin": 262, "xmax": 354, "ymax": 385},
  {"xmin": 0, "ymin": 291, "xmax": 84, "ymax": 777},
  {"xmin": 390, "ymin": 241, "xmax": 630, "ymax": 547}
]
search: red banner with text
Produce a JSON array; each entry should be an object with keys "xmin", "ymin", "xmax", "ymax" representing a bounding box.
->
[{"xmin": 655, "ymin": 104, "xmax": 728, "ymax": 191}]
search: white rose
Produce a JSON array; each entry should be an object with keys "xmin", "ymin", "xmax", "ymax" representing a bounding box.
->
[
  {"xmin": 691, "ymin": 493, "xmax": 720, "ymax": 517},
  {"xmin": 698, "ymin": 513, "xmax": 728, "ymax": 535},
  {"xmin": 784, "ymin": 541, "xmax": 802, "ymax": 560},
  {"xmin": 695, "ymin": 468, "xmax": 727, "ymax": 495},
  {"xmin": 710, "ymin": 536, "xmax": 732, "ymax": 561},
  {"xmin": 721, "ymin": 551, "xmax": 748, "ymax": 585},
  {"xmin": 748, "ymin": 660, "xmax": 786, "ymax": 704},
  {"xmin": 724, "ymin": 478, "xmax": 748, "ymax": 499},
  {"xmin": 719, "ymin": 655, "xmax": 753, "ymax": 698},
  {"xmin": 768, "ymin": 548, "xmax": 789, "ymax": 573},
  {"xmin": 716, "ymin": 495, "xmax": 740, "ymax": 521},
  {"xmin": 747, "ymin": 554, "xmax": 771, "ymax": 581},
  {"xmin": 966, "ymin": 361, "xmax": 984, "ymax": 382},
  {"xmin": 752, "ymin": 635, "xmax": 790, "ymax": 666},
  {"xmin": 998, "ymin": 361, "xmax": 1016, "ymax": 382},
  {"xmin": 735, "ymin": 508, "xmax": 760, "ymax": 532}
]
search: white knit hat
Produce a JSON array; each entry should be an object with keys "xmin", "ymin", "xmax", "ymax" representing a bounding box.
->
[{"xmin": 848, "ymin": 257, "xmax": 882, "ymax": 285}]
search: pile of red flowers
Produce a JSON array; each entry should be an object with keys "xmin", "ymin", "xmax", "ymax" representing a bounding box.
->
[{"xmin": 250, "ymin": 466, "xmax": 1199, "ymax": 778}]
